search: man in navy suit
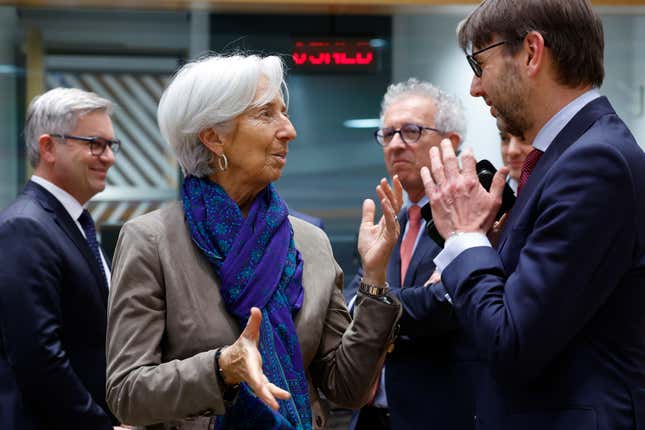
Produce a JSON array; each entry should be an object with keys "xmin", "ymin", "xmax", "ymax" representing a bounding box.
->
[
  {"xmin": 420, "ymin": 1, "xmax": 645, "ymax": 429},
  {"xmin": 0, "ymin": 88, "xmax": 123, "ymax": 429},
  {"xmin": 347, "ymin": 79, "xmax": 477, "ymax": 430}
]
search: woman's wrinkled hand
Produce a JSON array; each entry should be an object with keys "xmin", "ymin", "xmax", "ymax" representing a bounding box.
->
[
  {"xmin": 218, "ymin": 307, "xmax": 291, "ymax": 410},
  {"xmin": 358, "ymin": 176, "xmax": 402, "ymax": 286}
]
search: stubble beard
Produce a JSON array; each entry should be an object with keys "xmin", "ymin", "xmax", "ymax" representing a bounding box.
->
[{"xmin": 493, "ymin": 61, "xmax": 532, "ymax": 140}]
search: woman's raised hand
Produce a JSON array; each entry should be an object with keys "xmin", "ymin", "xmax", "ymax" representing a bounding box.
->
[
  {"xmin": 218, "ymin": 307, "xmax": 291, "ymax": 410},
  {"xmin": 358, "ymin": 175, "xmax": 403, "ymax": 285}
]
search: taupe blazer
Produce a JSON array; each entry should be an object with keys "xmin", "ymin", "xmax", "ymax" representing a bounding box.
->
[{"xmin": 106, "ymin": 202, "xmax": 400, "ymax": 430}]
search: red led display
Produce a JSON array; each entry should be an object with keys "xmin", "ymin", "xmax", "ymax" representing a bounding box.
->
[{"xmin": 291, "ymin": 39, "xmax": 378, "ymax": 72}]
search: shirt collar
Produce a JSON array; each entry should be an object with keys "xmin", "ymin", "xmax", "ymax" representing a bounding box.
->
[
  {"xmin": 532, "ymin": 88, "xmax": 601, "ymax": 153},
  {"xmin": 409, "ymin": 194, "xmax": 429, "ymax": 209},
  {"xmin": 31, "ymin": 175, "xmax": 85, "ymax": 221}
]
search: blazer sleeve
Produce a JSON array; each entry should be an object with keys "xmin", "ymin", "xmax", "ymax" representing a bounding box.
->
[
  {"xmin": 352, "ymin": 269, "xmax": 459, "ymax": 337},
  {"xmin": 391, "ymin": 282, "xmax": 459, "ymax": 337},
  {"xmin": 442, "ymin": 141, "xmax": 638, "ymax": 384},
  {"xmin": 349, "ymin": 233, "xmax": 456, "ymax": 337},
  {"xmin": 105, "ymin": 220, "xmax": 227, "ymax": 425},
  {"xmin": 307, "ymin": 230, "xmax": 402, "ymax": 409},
  {"xmin": 0, "ymin": 217, "xmax": 114, "ymax": 429}
]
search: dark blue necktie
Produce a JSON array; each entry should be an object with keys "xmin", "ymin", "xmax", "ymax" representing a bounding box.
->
[{"xmin": 78, "ymin": 209, "xmax": 108, "ymax": 288}]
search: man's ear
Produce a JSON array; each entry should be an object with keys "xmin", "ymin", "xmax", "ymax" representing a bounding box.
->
[
  {"xmin": 38, "ymin": 134, "xmax": 56, "ymax": 163},
  {"xmin": 198, "ymin": 127, "xmax": 225, "ymax": 156},
  {"xmin": 523, "ymin": 31, "xmax": 546, "ymax": 77},
  {"xmin": 447, "ymin": 132, "xmax": 461, "ymax": 153}
]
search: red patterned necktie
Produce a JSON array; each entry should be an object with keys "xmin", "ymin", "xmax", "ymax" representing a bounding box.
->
[
  {"xmin": 517, "ymin": 148, "xmax": 544, "ymax": 195},
  {"xmin": 400, "ymin": 205, "xmax": 422, "ymax": 284}
]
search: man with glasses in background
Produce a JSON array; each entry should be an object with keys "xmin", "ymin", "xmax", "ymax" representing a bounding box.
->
[
  {"xmin": 0, "ymin": 87, "xmax": 126, "ymax": 429},
  {"xmin": 346, "ymin": 78, "xmax": 477, "ymax": 430},
  {"xmin": 422, "ymin": 0, "xmax": 645, "ymax": 429}
]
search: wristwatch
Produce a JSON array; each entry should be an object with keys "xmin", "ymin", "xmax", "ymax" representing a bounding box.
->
[
  {"xmin": 359, "ymin": 278, "xmax": 398, "ymax": 350},
  {"xmin": 214, "ymin": 347, "xmax": 240, "ymax": 405},
  {"xmin": 359, "ymin": 278, "xmax": 391, "ymax": 303}
]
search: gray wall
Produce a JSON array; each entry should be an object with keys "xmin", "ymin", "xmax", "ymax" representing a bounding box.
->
[
  {"xmin": 0, "ymin": 7, "xmax": 19, "ymax": 209},
  {"xmin": 19, "ymin": 8, "xmax": 189, "ymax": 54}
]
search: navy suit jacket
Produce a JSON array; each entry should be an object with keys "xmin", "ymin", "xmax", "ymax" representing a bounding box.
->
[
  {"xmin": 441, "ymin": 97, "xmax": 645, "ymax": 430},
  {"xmin": 348, "ymin": 207, "xmax": 478, "ymax": 430},
  {"xmin": 0, "ymin": 181, "xmax": 116, "ymax": 429}
]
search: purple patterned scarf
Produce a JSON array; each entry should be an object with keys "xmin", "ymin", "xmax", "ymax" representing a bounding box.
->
[{"xmin": 181, "ymin": 175, "xmax": 312, "ymax": 430}]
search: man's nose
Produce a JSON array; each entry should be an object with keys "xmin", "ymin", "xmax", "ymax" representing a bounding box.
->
[
  {"xmin": 470, "ymin": 75, "xmax": 484, "ymax": 98},
  {"xmin": 388, "ymin": 132, "xmax": 407, "ymax": 149},
  {"xmin": 100, "ymin": 145, "xmax": 116, "ymax": 166},
  {"xmin": 508, "ymin": 139, "xmax": 521, "ymax": 155}
]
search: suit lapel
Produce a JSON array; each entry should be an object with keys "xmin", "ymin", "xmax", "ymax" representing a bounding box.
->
[
  {"xmin": 387, "ymin": 208, "xmax": 407, "ymax": 289},
  {"xmin": 388, "ymin": 206, "xmax": 442, "ymax": 288},
  {"xmin": 498, "ymin": 96, "xmax": 615, "ymax": 252},
  {"xmin": 24, "ymin": 181, "xmax": 109, "ymax": 305}
]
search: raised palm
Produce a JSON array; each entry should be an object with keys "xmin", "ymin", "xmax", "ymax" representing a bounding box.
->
[{"xmin": 357, "ymin": 177, "xmax": 403, "ymax": 283}]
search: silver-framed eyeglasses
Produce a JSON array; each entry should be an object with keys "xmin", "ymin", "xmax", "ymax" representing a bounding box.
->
[
  {"xmin": 374, "ymin": 124, "xmax": 443, "ymax": 147},
  {"xmin": 50, "ymin": 134, "xmax": 121, "ymax": 156}
]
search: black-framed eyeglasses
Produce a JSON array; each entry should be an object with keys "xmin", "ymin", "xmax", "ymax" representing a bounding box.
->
[
  {"xmin": 466, "ymin": 40, "xmax": 508, "ymax": 78},
  {"xmin": 50, "ymin": 134, "xmax": 121, "ymax": 156},
  {"xmin": 374, "ymin": 124, "xmax": 443, "ymax": 147}
]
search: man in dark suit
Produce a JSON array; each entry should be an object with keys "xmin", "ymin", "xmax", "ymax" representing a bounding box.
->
[
  {"xmin": 0, "ymin": 87, "xmax": 123, "ymax": 429},
  {"xmin": 346, "ymin": 78, "xmax": 477, "ymax": 430},
  {"xmin": 420, "ymin": 1, "xmax": 645, "ymax": 428}
]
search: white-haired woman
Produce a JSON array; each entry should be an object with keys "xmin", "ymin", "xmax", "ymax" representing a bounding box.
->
[{"xmin": 105, "ymin": 54, "xmax": 403, "ymax": 430}]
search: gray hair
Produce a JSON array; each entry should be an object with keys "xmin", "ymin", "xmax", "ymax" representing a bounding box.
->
[
  {"xmin": 24, "ymin": 87, "xmax": 113, "ymax": 168},
  {"xmin": 157, "ymin": 54, "xmax": 288, "ymax": 178},
  {"xmin": 380, "ymin": 78, "xmax": 466, "ymax": 145}
]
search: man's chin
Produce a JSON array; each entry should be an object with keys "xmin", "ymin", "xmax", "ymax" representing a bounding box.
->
[
  {"xmin": 91, "ymin": 182, "xmax": 107, "ymax": 196},
  {"xmin": 496, "ymin": 117, "xmax": 510, "ymax": 133},
  {"xmin": 398, "ymin": 176, "xmax": 419, "ymax": 193},
  {"xmin": 497, "ymin": 119, "xmax": 524, "ymax": 139}
]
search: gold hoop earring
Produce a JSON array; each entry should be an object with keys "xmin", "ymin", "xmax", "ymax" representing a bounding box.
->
[{"xmin": 217, "ymin": 153, "xmax": 228, "ymax": 172}]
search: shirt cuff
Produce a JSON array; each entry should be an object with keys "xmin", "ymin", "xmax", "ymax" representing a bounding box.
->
[{"xmin": 433, "ymin": 232, "xmax": 491, "ymax": 272}]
